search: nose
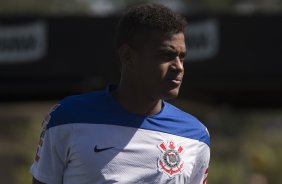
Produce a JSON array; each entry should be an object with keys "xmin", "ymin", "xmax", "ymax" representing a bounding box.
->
[{"xmin": 170, "ymin": 56, "xmax": 184, "ymax": 73}]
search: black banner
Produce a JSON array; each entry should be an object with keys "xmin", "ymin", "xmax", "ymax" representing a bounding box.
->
[{"xmin": 0, "ymin": 15, "xmax": 282, "ymax": 106}]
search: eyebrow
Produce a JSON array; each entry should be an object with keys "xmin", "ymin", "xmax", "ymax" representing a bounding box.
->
[{"xmin": 158, "ymin": 47, "xmax": 186, "ymax": 58}]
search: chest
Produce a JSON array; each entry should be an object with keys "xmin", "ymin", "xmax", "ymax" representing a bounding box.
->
[{"xmin": 66, "ymin": 124, "xmax": 201, "ymax": 183}]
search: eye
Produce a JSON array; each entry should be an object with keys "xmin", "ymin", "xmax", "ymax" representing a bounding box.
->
[
  {"xmin": 179, "ymin": 52, "xmax": 186, "ymax": 62},
  {"xmin": 159, "ymin": 50, "xmax": 178, "ymax": 61},
  {"xmin": 179, "ymin": 52, "xmax": 186, "ymax": 59}
]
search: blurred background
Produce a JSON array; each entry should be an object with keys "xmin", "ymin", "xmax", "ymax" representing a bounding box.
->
[{"xmin": 0, "ymin": 0, "xmax": 282, "ymax": 183}]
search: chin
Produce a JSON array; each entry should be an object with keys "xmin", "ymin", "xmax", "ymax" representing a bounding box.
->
[{"xmin": 162, "ymin": 88, "xmax": 180, "ymax": 100}]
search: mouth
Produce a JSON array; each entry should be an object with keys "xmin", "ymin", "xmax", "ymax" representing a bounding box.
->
[
  {"xmin": 166, "ymin": 76, "xmax": 183, "ymax": 86},
  {"xmin": 170, "ymin": 79, "xmax": 182, "ymax": 85}
]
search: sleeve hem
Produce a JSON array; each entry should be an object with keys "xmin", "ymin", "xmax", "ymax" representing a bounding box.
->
[{"xmin": 30, "ymin": 163, "xmax": 60, "ymax": 184}]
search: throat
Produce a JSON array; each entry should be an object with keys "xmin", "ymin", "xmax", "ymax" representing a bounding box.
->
[
  {"xmin": 111, "ymin": 88, "xmax": 163, "ymax": 116},
  {"xmin": 143, "ymin": 99, "xmax": 163, "ymax": 116}
]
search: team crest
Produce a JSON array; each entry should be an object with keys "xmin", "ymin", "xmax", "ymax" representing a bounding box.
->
[{"xmin": 158, "ymin": 141, "xmax": 184, "ymax": 177}]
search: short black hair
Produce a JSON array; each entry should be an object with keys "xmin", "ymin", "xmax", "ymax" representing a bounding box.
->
[{"xmin": 114, "ymin": 3, "xmax": 187, "ymax": 52}]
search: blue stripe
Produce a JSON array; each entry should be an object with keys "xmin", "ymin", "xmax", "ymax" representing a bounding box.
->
[{"xmin": 47, "ymin": 89, "xmax": 210, "ymax": 146}]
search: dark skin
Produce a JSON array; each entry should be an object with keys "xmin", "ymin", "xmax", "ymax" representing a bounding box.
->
[
  {"xmin": 112, "ymin": 31, "xmax": 186, "ymax": 116},
  {"xmin": 33, "ymin": 177, "xmax": 44, "ymax": 184},
  {"xmin": 32, "ymin": 31, "xmax": 186, "ymax": 183}
]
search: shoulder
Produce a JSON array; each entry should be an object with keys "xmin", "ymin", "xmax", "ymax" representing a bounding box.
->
[
  {"xmin": 61, "ymin": 90, "xmax": 107, "ymax": 107},
  {"xmin": 46, "ymin": 90, "xmax": 107, "ymax": 129},
  {"xmin": 164, "ymin": 102, "xmax": 200, "ymax": 121},
  {"xmin": 163, "ymin": 102, "xmax": 210, "ymax": 146}
]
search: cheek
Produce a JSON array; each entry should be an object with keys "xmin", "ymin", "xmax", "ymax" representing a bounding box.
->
[
  {"xmin": 146, "ymin": 64, "xmax": 167, "ymax": 80},
  {"xmin": 158, "ymin": 63, "xmax": 170, "ymax": 78},
  {"xmin": 133, "ymin": 57, "xmax": 168, "ymax": 81}
]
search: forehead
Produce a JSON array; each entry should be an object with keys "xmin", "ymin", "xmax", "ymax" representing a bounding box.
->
[{"xmin": 143, "ymin": 31, "xmax": 186, "ymax": 51}]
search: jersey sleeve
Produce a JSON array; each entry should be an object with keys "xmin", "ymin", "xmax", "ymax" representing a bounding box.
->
[
  {"xmin": 190, "ymin": 142, "xmax": 210, "ymax": 184},
  {"xmin": 30, "ymin": 104, "xmax": 73, "ymax": 184}
]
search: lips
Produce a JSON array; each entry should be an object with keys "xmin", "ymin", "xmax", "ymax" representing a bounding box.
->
[
  {"xmin": 166, "ymin": 75, "xmax": 183, "ymax": 81},
  {"xmin": 166, "ymin": 75, "xmax": 183, "ymax": 86}
]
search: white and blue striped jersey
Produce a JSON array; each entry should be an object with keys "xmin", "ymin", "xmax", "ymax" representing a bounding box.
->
[{"xmin": 30, "ymin": 86, "xmax": 210, "ymax": 184}]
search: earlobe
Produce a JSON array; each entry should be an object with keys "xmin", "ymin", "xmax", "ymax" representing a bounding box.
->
[{"xmin": 118, "ymin": 44, "xmax": 134, "ymax": 67}]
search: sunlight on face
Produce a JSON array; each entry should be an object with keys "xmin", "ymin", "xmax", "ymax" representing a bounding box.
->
[{"xmin": 130, "ymin": 31, "xmax": 186, "ymax": 100}]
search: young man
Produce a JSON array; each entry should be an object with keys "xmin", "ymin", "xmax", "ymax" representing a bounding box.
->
[{"xmin": 31, "ymin": 4, "xmax": 210, "ymax": 184}]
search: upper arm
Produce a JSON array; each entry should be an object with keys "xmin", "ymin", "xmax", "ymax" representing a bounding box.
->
[
  {"xmin": 30, "ymin": 104, "xmax": 73, "ymax": 184},
  {"xmin": 190, "ymin": 143, "xmax": 210, "ymax": 184},
  {"xmin": 32, "ymin": 177, "xmax": 46, "ymax": 184}
]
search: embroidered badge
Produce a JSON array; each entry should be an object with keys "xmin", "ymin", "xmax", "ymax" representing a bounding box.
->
[{"xmin": 158, "ymin": 141, "xmax": 184, "ymax": 177}]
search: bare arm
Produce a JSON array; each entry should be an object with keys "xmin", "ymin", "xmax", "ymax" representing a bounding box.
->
[{"xmin": 32, "ymin": 177, "xmax": 46, "ymax": 184}]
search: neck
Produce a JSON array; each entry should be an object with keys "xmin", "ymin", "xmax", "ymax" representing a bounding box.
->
[{"xmin": 111, "ymin": 81, "xmax": 162, "ymax": 116}]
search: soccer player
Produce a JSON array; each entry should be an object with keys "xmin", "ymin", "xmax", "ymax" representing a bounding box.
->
[{"xmin": 31, "ymin": 4, "xmax": 210, "ymax": 184}]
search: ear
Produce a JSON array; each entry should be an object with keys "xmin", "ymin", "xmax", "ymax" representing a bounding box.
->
[{"xmin": 118, "ymin": 44, "xmax": 135, "ymax": 67}]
